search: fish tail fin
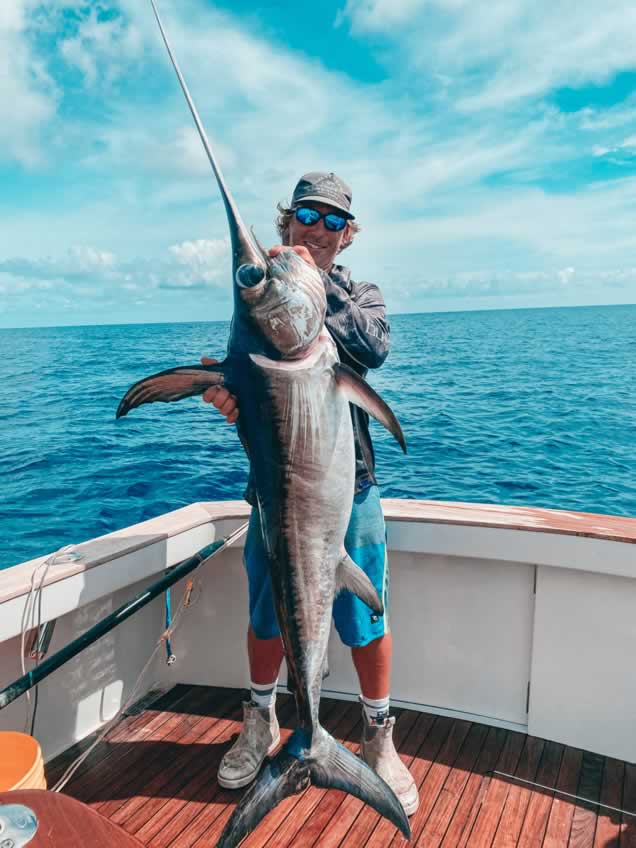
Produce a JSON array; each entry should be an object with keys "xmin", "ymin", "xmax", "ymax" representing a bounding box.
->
[
  {"xmin": 309, "ymin": 734, "xmax": 411, "ymax": 839},
  {"xmin": 215, "ymin": 748, "xmax": 310, "ymax": 848},
  {"xmin": 216, "ymin": 728, "xmax": 411, "ymax": 847}
]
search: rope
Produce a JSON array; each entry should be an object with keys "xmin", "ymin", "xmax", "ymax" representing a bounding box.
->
[
  {"xmin": 52, "ymin": 522, "xmax": 248, "ymax": 792},
  {"xmin": 19, "ymin": 545, "xmax": 79, "ymax": 734}
]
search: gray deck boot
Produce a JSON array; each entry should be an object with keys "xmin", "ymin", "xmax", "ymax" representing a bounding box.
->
[
  {"xmin": 360, "ymin": 710, "xmax": 420, "ymax": 817},
  {"xmin": 217, "ymin": 701, "xmax": 280, "ymax": 789}
]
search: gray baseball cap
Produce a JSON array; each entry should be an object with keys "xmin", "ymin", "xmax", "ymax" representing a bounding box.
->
[{"xmin": 291, "ymin": 171, "xmax": 355, "ymax": 219}]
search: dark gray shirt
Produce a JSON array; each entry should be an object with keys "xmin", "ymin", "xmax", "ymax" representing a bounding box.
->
[{"xmin": 321, "ymin": 264, "xmax": 390, "ymax": 493}]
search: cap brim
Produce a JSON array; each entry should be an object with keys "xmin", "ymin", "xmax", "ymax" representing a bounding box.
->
[{"xmin": 293, "ymin": 196, "xmax": 355, "ymax": 220}]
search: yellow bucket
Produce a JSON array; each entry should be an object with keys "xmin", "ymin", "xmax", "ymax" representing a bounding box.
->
[{"xmin": 0, "ymin": 731, "xmax": 47, "ymax": 791}]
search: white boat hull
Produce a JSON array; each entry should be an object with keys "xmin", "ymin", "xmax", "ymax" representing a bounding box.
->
[{"xmin": 1, "ymin": 499, "xmax": 634, "ymax": 765}]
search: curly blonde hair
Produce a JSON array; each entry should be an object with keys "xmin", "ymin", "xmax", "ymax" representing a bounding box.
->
[{"xmin": 275, "ymin": 203, "xmax": 360, "ymax": 253}]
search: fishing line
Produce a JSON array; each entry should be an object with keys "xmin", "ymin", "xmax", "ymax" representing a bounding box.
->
[
  {"xmin": 52, "ymin": 521, "xmax": 248, "ymax": 793},
  {"xmin": 491, "ymin": 770, "xmax": 636, "ymax": 817}
]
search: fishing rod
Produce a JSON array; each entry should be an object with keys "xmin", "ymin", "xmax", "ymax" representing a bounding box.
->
[{"xmin": 0, "ymin": 522, "xmax": 248, "ymax": 711}]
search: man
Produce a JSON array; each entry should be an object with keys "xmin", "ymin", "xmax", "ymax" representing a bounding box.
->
[{"xmin": 202, "ymin": 172, "xmax": 418, "ymax": 817}]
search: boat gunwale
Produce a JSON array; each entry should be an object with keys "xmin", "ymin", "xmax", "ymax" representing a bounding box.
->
[{"xmin": 0, "ymin": 499, "xmax": 635, "ymax": 608}]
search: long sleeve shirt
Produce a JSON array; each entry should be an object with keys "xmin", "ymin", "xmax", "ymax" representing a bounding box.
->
[
  {"xmin": 232, "ymin": 261, "xmax": 390, "ymax": 502},
  {"xmin": 321, "ymin": 263, "xmax": 390, "ymax": 492}
]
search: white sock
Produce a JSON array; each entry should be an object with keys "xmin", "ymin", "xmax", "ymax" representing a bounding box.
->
[
  {"xmin": 361, "ymin": 694, "xmax": 390, "ymax": 723},
  {"xmin": 250, "ymin": 680, "xmax": 277, "ymax": 709}
]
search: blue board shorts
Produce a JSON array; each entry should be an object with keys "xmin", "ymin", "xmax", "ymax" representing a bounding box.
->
[{"xmin": 244, "ymin": 485, "xmax": 389, "ymax": 648}]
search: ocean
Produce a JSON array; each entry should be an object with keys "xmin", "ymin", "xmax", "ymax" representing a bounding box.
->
[{"xmin": 1, "ymin": 304, "xmax": 634, "ymax": 571}]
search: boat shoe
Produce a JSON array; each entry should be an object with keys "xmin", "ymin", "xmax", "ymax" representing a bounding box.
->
[
  {"xmin": 360, "ymin": 710, "xmax": 420, "ymax": 817},
  {"xmin": 217, "ymin": 701, "xmax": 281, "ymax": 789}
]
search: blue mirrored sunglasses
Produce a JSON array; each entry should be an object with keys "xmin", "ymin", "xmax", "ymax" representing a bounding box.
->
[{"xmin": 294, "ymin": 206, "xmax": 348, "ymax": 232}]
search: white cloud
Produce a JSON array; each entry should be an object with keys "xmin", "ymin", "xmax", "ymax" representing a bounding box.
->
[
  {"xmin": 167, "ymin": 238, "xmax": 230, "ymax": 287},
  {"xmin": 557, "ymin": 267, "xmax": 575, "ymax": 287},
  {"xmin": 33, "ymin": 0, "xmax": 144, "ymax": 87},
  {"xmin": 0, "ymin": 238, "xmax": 230, "ymax": 298},
  {"xmin": 59, "ymin": 10, "xmax": 134, "ymax": 87},
  {"xmin": 339, "ymin": 0, "xmax": 428, "ymax": 30},
  {"xmin": 0, "ymin": 1, "xmax": 58, "ymax": 166},
  {"xmin": 2, "ymin": 0, "xmax": 636, "ymax": 325},
  {"xmin": 342, "ymin": 0, "xmax": 636, "ymax": 110},
  {"xmin": 393, "ymin": 266, "xmax": 636, "ymax": 302}
]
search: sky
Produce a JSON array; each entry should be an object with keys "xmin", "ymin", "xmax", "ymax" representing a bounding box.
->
[{"xmin": 2, "ymin": 0, "xmax": 636, "ymax": 328}]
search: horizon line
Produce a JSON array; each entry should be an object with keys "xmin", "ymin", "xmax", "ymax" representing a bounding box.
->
[{"xmin": 1, "ymin": 300, "xmax": 635, "ymax": 332}]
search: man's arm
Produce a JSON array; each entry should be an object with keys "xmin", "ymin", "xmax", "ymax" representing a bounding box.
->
[{"xmin": 321, "ymin": 272, "xmax": 390, "ymax": 370}]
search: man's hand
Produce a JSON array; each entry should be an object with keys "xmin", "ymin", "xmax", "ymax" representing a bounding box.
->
[
  {"xmin": 268, "ymin": 245, "xmax": 317, "ymax": 267},
  {"xmin": 201, "ymin": 357, "xmax": 239, "ymax": 424}
]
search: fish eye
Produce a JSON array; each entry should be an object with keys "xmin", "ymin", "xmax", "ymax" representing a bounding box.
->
[{"xmin": 236, "ymin": 264, "xmax": 265, "ymax": 289}]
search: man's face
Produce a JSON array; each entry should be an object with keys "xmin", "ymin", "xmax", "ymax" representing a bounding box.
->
[{"xmin": 287, "ymin": 201, "xmax": 348, "ymax": 271}]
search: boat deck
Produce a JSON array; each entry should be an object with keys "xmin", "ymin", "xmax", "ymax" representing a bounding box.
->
[{"xmin": 46, "ymin": 684, "xmax": 635, "ymax": 847}]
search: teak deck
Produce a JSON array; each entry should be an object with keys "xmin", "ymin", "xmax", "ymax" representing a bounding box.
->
[{"xmin": 46, "ymin": 685, "xmax": 636, "ymax": 847}]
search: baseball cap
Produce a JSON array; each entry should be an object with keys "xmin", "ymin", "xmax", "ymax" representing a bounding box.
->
[{"xmin": 291, "ymin": 171, "xmax": 355, "ymax": 219}]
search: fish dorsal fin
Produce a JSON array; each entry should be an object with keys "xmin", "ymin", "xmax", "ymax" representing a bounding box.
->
[
  {"xmin": 336, "ymin": 553, "xmax": 383, "ymax": 614},
  {"xmin": 334, "ymin": 364, "xmax": 406, "ymax": 453}
]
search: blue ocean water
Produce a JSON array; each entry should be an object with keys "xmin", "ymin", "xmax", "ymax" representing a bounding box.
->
[{"xmin": 1, "ymin": 305, "xmax": 634, "ymax": 570}]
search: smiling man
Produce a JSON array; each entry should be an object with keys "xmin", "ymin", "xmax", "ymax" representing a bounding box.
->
[{"xmin": 202, "ymin": 171, "xmax": 418, "ymax": 817}]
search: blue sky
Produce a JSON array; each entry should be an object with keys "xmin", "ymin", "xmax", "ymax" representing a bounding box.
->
[{"xmin": 2, "ymin": 0, "xmax": 636, "ymax": 328}]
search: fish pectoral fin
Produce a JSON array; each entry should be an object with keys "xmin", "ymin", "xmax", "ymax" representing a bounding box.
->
[
  {"xmin": 216, "ymin": 749, "xmax": 310, "ymax": 848},
  {"xmin": 336, "ymin": 553, "xmax": 384, "ymax": 615},
  {"xmin": 310, "ymin": 737, "xmax": 411, "ymax": 840},
  {"xmin": 116, "ymin": 363, "xmax": 226, "ymax": 418},
  {"xmin": 334, "ymin": 363, "xmax": 406, "ymax": 453}
]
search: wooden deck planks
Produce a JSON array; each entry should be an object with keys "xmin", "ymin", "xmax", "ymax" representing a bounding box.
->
[
  {"xmin": 492, "ymin": 735, "xmax": 546, "ymax": 848},
  {"xmin": 95, "ymin": 687, "xmax": 242, "ymax": 822},
  {"xmin": 514, "ymin": 740, "xmax": 563, "ymax": 847},
  {"xmin": 417, "ymin": 721, "xmax": 490, "ymax": 847},
  {"xmin": 439, "ymin": 725, "xmax": 510, "ymax": 848},
  {"xmin": 395, "ymin": 718, "xmax": 473, "ymax": 847},
  {"xmin": 160, "ymin": 696, "xmax": 303, "ymax": 848},
  {"xmin": 45, "ymin": 684, "xmax": 208, "ymax": 789},
  {"xmin": 140, "ymin": 696, "xmax": 298, "ymax": 848},
  {"xmin": 593, "ymin": 757, "xmax": 625, "ymax": 848},
  {"xmin": 568, "ymin": 750, "xmax": 603, "ymax": 847},
  {"xmin": 53, "ymin": 685, "xmax": 636, "ymax": 848},
  {"xmin": 63, "ymin": 685, "xmax": 225, "ymax": 806},
  {"xmin": 458, "ymin": 730, "xmax": 527, "ymax": 847},
  {"xmin": 109, "ymin": 692, "xmax": 247, "ymax": 836},
  {"xmin": 620, "ymin": 764, "xmax": 636, "ymax": 848}
]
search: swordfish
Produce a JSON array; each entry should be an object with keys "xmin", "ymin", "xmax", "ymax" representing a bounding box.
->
[{"xmin": 117, "ymin": 3, "xmax": 410, "ymax": 845}]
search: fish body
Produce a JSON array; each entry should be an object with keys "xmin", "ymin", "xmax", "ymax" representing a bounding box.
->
[
  {"xmin": 118, "ymin": 321, "xmax": 409, "ymax": 847},
  {"xmin": 213, "ymin": 333, "xmax": 410, "ymax": 847},
  {"xmin": 117, "ymin": 3, "xmax": 410, "ymax": 844},
  {"xmin": 240, "ymin": 333, "xmax": 354, "ymax": 731}
]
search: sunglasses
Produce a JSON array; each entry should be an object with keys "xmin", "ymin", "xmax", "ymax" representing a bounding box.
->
[{"xmin": 294, "ymin": 206, "xmax": 348, "ymax": 232}]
